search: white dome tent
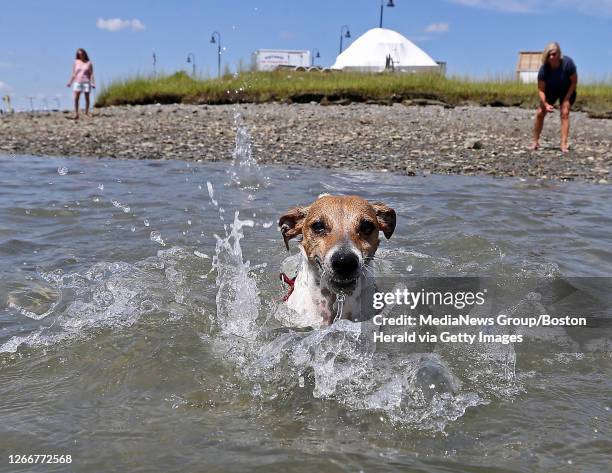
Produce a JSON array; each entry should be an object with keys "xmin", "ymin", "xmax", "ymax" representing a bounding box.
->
[{"xmin": 332, "ymin": 28, "xmax": 441, "ymax": 73}]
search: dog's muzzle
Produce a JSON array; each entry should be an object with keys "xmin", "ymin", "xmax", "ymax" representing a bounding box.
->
[{"xmin": 329, "ymin": 248, "xmax": 360, "ymax": 288}]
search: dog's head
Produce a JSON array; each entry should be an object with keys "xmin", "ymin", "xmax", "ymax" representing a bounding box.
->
[{"xmin": 279, "ymin": 195, "xmax": 396, "ymax": 292}]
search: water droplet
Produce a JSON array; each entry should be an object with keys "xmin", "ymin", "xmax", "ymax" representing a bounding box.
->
[
  {"xmin": 98, "ymin": 184, "xmax": 104, "ymax": 191},
  {"xmin": 143, "ymin": 219, "xmax": 150, "ymax": 227},
  {"xmin": 206, "ymin": 182, "xmax": 218, "ymax": 207},
  {"xmin": 406, "ymin": 265, "xmax": 413, "ymax": 272},
  {"xmin": 57, "ymin": 166, "xmax": 68, "ymax": 176},
  {"xmin": 187, "ymin": 220, "xmax": 192, "ymax": 225},
  {"xmin": 298, "ymin": 376, "xmax": 305, "ymax": 388},
  {"xmin": 111, "ymin": 200, "xmax": 131, "ymax": 213},
  {"xmin": 131, "ymin": 226, "xmax": 136, "ymax": 232},
  {"xmin": 150, "ymin": 231, "xmax": 165, "ymax": 246}
]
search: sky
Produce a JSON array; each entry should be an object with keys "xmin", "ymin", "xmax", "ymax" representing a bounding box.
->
[{"xmin": 0, "ymin": 0, "xmax": 611, "ymax": 111}]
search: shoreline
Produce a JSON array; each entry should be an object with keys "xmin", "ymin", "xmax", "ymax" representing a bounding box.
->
[{"xmin": 1, "ymin": 103, "xmax": 610, "ymax": 183}]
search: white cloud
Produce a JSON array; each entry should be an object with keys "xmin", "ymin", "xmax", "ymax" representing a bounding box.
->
[
  {"xmin": 449, "ymin": 0, "xmax": 612, "ymax": 16},
  {"xmin": 556, "ymin": 0, "xmax": 612, "ymax": 16},
  {"xmin": 0, "ymin": 81, "xmax": 12, "ymax": 92},
  {"xmin": 449, "ymin": 0, "xmax": 537, "ymax": 13},
  {"xmin": 131, "ymin": 19, "xmax": 145, "ymax": 31},
  {"xmin": 425, "ymin": 22, "xmax": 450, "ymax": 33},
  {"xmin": 96, "ymin": 18, "xmax": 146, "ymax": 32}
]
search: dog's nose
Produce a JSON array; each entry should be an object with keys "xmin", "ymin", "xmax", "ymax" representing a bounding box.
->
[{"xmin": 330, "ymin": 249, "xmax": 360, "ymax": 279}]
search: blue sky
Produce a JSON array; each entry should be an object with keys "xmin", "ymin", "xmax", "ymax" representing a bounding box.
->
[{"xmin": 1, "ymin": 0, "xmax": 611, "ymax": 110}]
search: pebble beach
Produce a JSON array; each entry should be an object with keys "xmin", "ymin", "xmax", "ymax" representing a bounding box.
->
[{"xmin": 1, "ymin": 102, "xmax": 610, "ymax": 183}]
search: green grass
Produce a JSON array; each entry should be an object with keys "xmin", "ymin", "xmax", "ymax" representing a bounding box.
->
[{"xmin": 96, "ymin": 70, "xmax": 612, "ymax": 113}]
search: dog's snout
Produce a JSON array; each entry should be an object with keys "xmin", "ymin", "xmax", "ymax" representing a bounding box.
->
[{"xmin": 330, "ymin": 249, "xmax": 360, "ymax": 279}]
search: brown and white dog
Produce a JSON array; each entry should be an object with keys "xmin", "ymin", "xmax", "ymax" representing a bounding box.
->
[{"xmin": 279, "ymin": 194, "xmax": 396, "ymax": 327}]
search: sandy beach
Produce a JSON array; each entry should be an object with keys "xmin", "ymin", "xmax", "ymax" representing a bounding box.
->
[{"xmin": 1, "ymin": 102, "xmax": 610, "ymax": 183}]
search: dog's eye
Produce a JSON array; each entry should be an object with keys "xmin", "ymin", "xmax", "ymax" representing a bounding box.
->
[
  {"xmin": 359, "ymin": 220, "xmax": 375, "ymax": 235},
  {"xmin": 311, "ymin": 220, "xmax": 327, "ymax": 234}
]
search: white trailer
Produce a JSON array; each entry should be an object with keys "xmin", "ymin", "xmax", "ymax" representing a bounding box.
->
[{"xmin": 253, "ymin": 49, "xmax": 312, "ymax": 71}]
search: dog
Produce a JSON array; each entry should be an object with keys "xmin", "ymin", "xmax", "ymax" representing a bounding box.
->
[{"xmin": 278, "ymin": 194, "xmax": 396, "ymax": 326}]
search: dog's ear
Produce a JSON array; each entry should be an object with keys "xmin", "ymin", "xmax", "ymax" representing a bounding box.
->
[
  {"xmin": 279, "ymin": 206, "xmax": 308, "ymax": 251},
  {"xmin": 370, "ymin": 201, "xmax": 396, "ymax": 239}
]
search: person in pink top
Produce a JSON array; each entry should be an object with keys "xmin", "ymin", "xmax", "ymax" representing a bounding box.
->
[{"xmin": 66, "ymin": 48, "xmax": 96, "ymax": 119}]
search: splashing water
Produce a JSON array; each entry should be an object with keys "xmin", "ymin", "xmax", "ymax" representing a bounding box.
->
[
  {"xmin": 227, "ymin": 113, "xmax": 268, "ymax": 190},
  {"xmin": 0, "ymin": 259, "xmax": 177, "ymax": 354},
  {"xmin": 212, "ymin": 211, "xmax": 258, "ymax": 338}
]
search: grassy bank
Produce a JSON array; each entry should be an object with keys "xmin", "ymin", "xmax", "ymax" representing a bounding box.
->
[{"xmin": 96, "ymin": 71, "xmax": 612, "ymax": 115}]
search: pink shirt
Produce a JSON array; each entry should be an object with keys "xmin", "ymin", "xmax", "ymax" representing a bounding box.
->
[{"xmin": 73, "ymin": 60, "xmax": 92, "ymax": 83}]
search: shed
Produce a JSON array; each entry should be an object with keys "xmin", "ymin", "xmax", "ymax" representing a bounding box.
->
[{"xmin": 516, "ymin": 51, "xmax": 542, "ymax": 83}]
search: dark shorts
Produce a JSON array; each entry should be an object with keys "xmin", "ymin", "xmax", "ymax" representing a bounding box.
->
[{"xmin": 545, "ymin": 89, "xmax": 576, "ymax": 106}]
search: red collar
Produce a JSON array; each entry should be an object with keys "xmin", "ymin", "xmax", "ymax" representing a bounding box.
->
[{"xmin": 280, "ymin": 272, "xmax": 296, "ymax": 301}]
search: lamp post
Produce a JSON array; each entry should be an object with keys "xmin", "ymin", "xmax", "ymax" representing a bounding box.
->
[
  {"xmin": 26, "ymin": 96, "xmax": 34, "ymax": 112},
  {"xmin": 312, "ymin": 48, "xmax": 321, "ymax": 66},
  {"xmin": 379, "ymin": 0, "xmax": 395, "ymax": 28},
  {"xmin": 339, "ymin": 25, "xmax": 351, "ymax": 54},
  {"xmin": 210, "ymin": 31, "xmax": 221, "ymax": 78},
  {"xmin": 186, "ymin": 53, "xmax": 196, "ymax": 76}
]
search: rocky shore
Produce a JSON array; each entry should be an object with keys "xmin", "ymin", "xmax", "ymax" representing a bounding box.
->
[{"xmin": 1, "ymin": 103, "xmax": 610, "ymax": 183}]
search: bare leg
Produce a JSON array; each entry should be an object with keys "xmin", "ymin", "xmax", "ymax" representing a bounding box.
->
[
  {"xmin": 531, "ymin": 106, "xmax": 546, "ymax": 150},
  {"xmin": 84, "ymin": 92, "xmax": 90, "ymax": 116},
  {"xmin": 560, "ymin": 101, "xmax": 571, "ymax": 152},
  {"xmin": 73, "ymin": 91, "xmax": 81, "ymax": 119}
]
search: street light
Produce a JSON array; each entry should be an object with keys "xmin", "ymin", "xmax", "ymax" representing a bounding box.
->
[
  {"xmin": 210, "ymin": 31, "xmax": 221, "ymax": 78},
  {"xmin": 312, "ymin": 48, "xmax": 321, "ymax": 66},
  {"xmin": 186, "ymin": 53, "xmax": 196, "ymax": 76},
  {"xmin": 339, "ymin": 25, "xmax": 351, "ymax": 54},
  {"xmin": 379, "ymin": 0, "xmax": 395, "ymax": 28}
]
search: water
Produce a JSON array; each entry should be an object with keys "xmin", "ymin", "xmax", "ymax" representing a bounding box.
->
[{"xmin": 1, "ymin": 131, "xmax": 611, "ymax": 471}]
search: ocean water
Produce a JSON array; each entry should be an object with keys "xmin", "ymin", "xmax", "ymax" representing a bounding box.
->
[{"xmin": 0, "ymin": 121, "xmax": 611, "ymax": 472}]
